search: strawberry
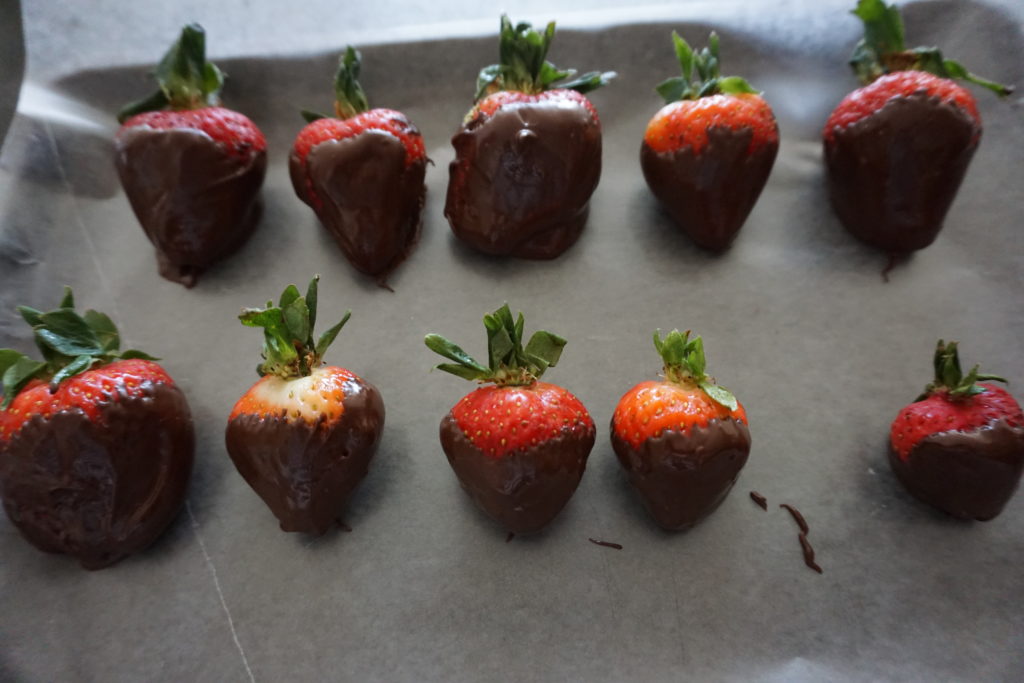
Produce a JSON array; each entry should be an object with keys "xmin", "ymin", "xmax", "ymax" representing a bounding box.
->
[
  {"xmin": 115, "ymin": 24, "xmax": 267, "ymax": 287},
  {"xmin": 425, "ymin": 304, "xmax": 595, "ymax": 534},
  {"xmin": 888, "ymin": 340, "xmax": 1023, "ymax": 521},
  {"xmin": 0, "ymin": 288, "xmax": 194, "ymax": 569},
  {"xmin": 289, "ymin": 47, "xmax": 427, "ymax": 284},
  {"xmin": 225, "ymin": 276, "xmax": 384, "ymax": 535},
  {"xmin": 444, "ymin": 16, "xmax": 615, "ymax": 259},
  {"xmin": 641, "ymin": 32, "xmax": 779, "ymax": 251},
  {"xmin": 823, "ymin": 0, "xmax": 1012, "ymax": 253},
  {"xmin": 610, "ymin": 330, "xmax": 750, "ymax": 530}
]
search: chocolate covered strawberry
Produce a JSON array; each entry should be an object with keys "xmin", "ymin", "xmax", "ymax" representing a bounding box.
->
[
  {"xmin": 641, "ymin": 32, "xmax": 778, "ymax": 250},
  {"xmin": 225, "ymin": 276, "xmax": 384, "ymax": 535},
  {"xmin": 611, "ymin": 330, "xmax": 750, "ymax": 530},
  {"xmin": 425, "ymin": 304, "xmax": 595, "ymax": 534},
  {"xmin": 445, "ymin": 16, "xmax": 614, "ymax": 259},
  {"xmin": 0, "ymin": 288, "xmax": 194, "ymax": 569},
  {"xmin": 823, "ymin": 0, "xmax": 1012, "ymax": 252},
  {"xmin": 889, "ymin": 341, "xmax": 1023, "ymax": 521},
  {"xmin": 115, "ymin": 24, "xmax": 267, "ymax": 287},
  {"xmin": 290, "ymin": 47, "xmax": 427, "ymax": 283}
]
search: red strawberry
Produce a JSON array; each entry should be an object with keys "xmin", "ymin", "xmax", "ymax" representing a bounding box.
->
[
  {"xmin": 611, "ymin": 330, "xmax": 750, "ymax": 530},
  {"xmin": 0, "ymin": 288, "xmax": 194, "ymax": 569},
  {"xmin": 425, "ymin": 304, "xmax": 595, "ymax": 534},
  {"xmin": 888, "ymin": 340, "xmax": 1023, "ymax": 521},
  {"xmin": 225, "ymin": 276, "xmax": 384, "ymax": 535},
  {"xmin": 641, "ymin": 32, "xmax": 779, "ymax": 251},
  {"xmin": 289, "ymin": 47, "xmax": 427, "ymax": 284},
  {"xmin": 822, "ymin": 0, "xmax": 1012, "ymax": 253},
  {"xmin": 114, "ymin": 24, "xmax": 267, "ymax": 287},
  {"xmin": 444, "ymin": 16, "xmax": 615, "ymax": 259}
]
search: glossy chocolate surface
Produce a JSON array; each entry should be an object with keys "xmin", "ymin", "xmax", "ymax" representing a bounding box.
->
[
  {"xmin": 0, "ymin": 382, "xmax": 194, "ymax": 569},
  {"xmin": 444, "ymin": 100, "xmax": 602, "ymax": 259},
  {"xmin": 115, "ymin": 127, "xmax": 266, "ymax": 287},
  {"xmin": 611, "ymin": 418, "xmax": 751, "ymax": 531},
  {"xmin": 640, "ymin": 128, "xmax": 777, "ymax": 250},
  {"xmin": 888, "ymin": 418, "xmax": 1024, "ymax": 521},
  {"xmin": 225, "ymin": 373, "xmax": 384, "ymax": 535},
  {"xmin": 440, "ymin": 412, "xmax": 595, "ymax": 534},
  {"xmin": 824, "ymin": 92, "xmax": 979, "ymax": 252},
  {"xmin": 289, "ymin": 131, "xmax": 426, "ymax": 281}
]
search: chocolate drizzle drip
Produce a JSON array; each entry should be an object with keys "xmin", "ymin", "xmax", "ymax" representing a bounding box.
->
[
  {"xmin": 610, "ymin": 418, "xmax": 751, "ymax": 531},
  {"xmin": 445, "ymin": 100, "xmax": 602, "ymax": 259},
  {"xmin": 505, "ymin": 531, "xmax": 515, "ymax": 543},
  {"xmin": 888, "ymin": 418, "xmax": 1024, "ymax": 521},
  {"xmin": 798, "ymin": 533, "xmax": 823, "ymax": 574},
  {"xmin": 0, "ymin": 382, "xmax": 195, "ymax": 569},
  {"xmin": 114, "ymin": 127, "xmax": 266, "ymax": 287},
  {"xmin": 588, "ymin": 538, "xmax": 623, "ymax": 550},
  {"xmin": 640, "ymin": 127, "xmax": 777, "ymax": 250},
  {"xmin": 439, "ymin": 412, "xmax": 595, "ymax": 534},
  {"xmin": 779, "ymin": 503, "xmax": 809, "ymax": 534},
  {"xmin": 824, "ymin": 92, "xmax": 979, "ymax": 252},
  {"xmin": 225, "ymin": 374, "xmax": 384, "ymax": 536},
  {"xmin": 289, "ymin": 130, "xmax": 426, "ymax": 283},
  {"xmin": 749, "ymin": 490, "xmax": 768, "ymax": 510}
]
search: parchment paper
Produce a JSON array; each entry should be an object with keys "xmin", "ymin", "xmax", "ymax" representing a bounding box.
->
[{"xmin": 1, "ymin": 1, "xmax": 1022, "ymax": 681}]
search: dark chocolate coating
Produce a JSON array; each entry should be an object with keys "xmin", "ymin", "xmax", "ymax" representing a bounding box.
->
[
  {"xmin": 225, "ymin": 374, "xmax": 385, "ymax": 535},
  {"xmin": 824, "ymin": 92, "xmax": 979, "ymax": 252},
  {"xmin": 444, "ymin": 100, "xmax": 602, "ymax": 259},
  {"xmin": 640, "ymin": 128, "xmax": 778, "ymax": 250},
  {"xmin": 0, "ymin": 382, "xmax": 194, "ymax": 569},
  {"xmin": 888, "ymin": 418, "xmax": 1024, "ymax": 521},
  {"xmin": 289, "ymin": 131, "xmax": 426, "ymax": 279},
  {"xmin": 610, "ymin": 418, "xmax": 751, "ymax": 531},
  {"xmin": 439, "ymin": 413, "xmax": 595, "ymax": 534},
  {"xmin": 114, "ymin": 127, "xmax": 267, "ymax": 287}
]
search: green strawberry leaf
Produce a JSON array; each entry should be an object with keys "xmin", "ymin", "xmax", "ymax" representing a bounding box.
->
[
  {"xmin": 673, "ymin": 32, "xmax": 695, "ymax": 83},
  {"xmin": 36, "ymin": 310, "xmax": 102, "ymax": 356},
  {"xmin": 119, "ymin": 349, "xmax": 160, "ymax": 361},
  {"xmin": 334, "ymin": 46, "xmax": 370, "ymax": 119},
  {"xmin": 283, "ymin": 297, "xmax": 310, "ymax": 345},
  {"xmin": 315, "ymin": 311, "xmax": 351, "ymax": 360},
  {"xmin": 524, "ymin": 330, "xmax": 566, "ymax": 369},
  {"xmin": 699, "ymin": 380, "xmax": 738, "ymax": 411},
  {"xmin": 17, "ymin": 306, "xmax": 44, "ymax": 327},
  {"xmin": 49, "ymin": 354, "xmax": 96, "ymax": 391},
  {"xmin": 58, "ymin": 286, "xmax": 75, "ymax": 309},
  {"xmin": 0, "ymin": 349, "xmax": 27, "ymax": 380},
  {"xmin": 279, "ymin": 284, "xmax": 301, "ymax": 309},
  {"xmin": 488, "ymin": 326, "xmax": 515, "ymax": 370},
  {"xmin": 424, "ymin": 334, "xmax": 489, "ymax": 374},
  {"xmin": 301, "ymin": 109, "xmax": 329, "ymax": 123},
  {"xmin": 853, "ymin": 0, "xmax": 905, "ymax": 55},
  {"xmin": 718, "ymin": 76, "xmax": 759, "ymax": 95},
  {"xmin": 2, "ymin": 356, "xmax": 46, "ymax": 408},
  {"xmin": 84, "ymin": 310, "xmax": 120, "ymax": 353},
  {"xmin": 305, "ymin": 276, "xmax": 319, "ymax": 338},
  {"xmin": 434, "ymin": 363, "xmax": 491, "ymax": 381}
]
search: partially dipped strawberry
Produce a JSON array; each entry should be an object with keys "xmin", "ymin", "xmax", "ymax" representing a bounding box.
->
[
  {"xmin": 289, "ymin": 47, "xmax": 427, "ymax": 284},
  {"xmin": 611, "ymin": 330, "xmax": 750, "ymax": 530},
  {"xmin": 0, "ymin": 288, "xmax": 194, "ymax": 569},
  {"xmin": 823, "ymin": 0, "xmax": 1012, "ymax": 252},
  {"xmin": 115, "ymin": 24, "xmax": 267, "ymax": 287},
  {"xmin": 445, "ymin": 16, "xmax": 614, "ymax": 259},
  {"xmin": 425, "ymin": 304, "xmax": 595, "ymax": 534},
  {"xmin": 889, "ymin": 341, "xmax": 1023, "ymax": 521},
  {"xmin": 641, "ymin": 32, "xmax": 779, "ymax": 251},
  {"xmin": 225, "ymin": 276, "xmax": 384, "ymax": 535}
]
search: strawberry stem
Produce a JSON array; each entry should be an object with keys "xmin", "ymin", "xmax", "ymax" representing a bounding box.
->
[
  {"xmin": 655, "ymin": 32, "xmax": 758, "ymax": 104},
  {"xmin": 653, "ymin": 329, "xmax": 738, "ymax": 411},
  {"xmin": 848, "ymin": 0, "xmax": 1013, "ymax": 96},
  {"xmin": 333, "ymin": 46, "xmax": 370, "ymax": 119},
  {"xmin": 919, "ymin": 340, "xmax": 1008, "ymax": 402},
  {"xmin": 117, "ymin": 23, "xmax": 225, "ymax": 123},
  {"xmin": 425, "ymin": 304, "xmax": 566, "ymax": 386},
  {"xmin": 474, "ymin": 15, "xmax": 615, "ymax": 101},
  {"xmin": 0, "ymin": 287, "xmax": 157, "ymax": 407}
]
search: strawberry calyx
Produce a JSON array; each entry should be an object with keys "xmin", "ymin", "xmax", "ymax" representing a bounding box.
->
[
  {"xmin": 0, "ymin": 287, "xmax": 158, "ymax": 408},
  {"xmin": 655, "ymin": 32, "xmax": 759, "ymax": 104},
  {"xmin": 653, "ymin": 329, "xmax": 738, "ymax": 411},
  {"xmin": 918, "ymin": 340, "xmax": 1008, "ymax": 402},
  {"xmin": 474, "ymin": 15, "xmax": 615, "ymax": 101},
  {"xmin": 301, "ymin": 46, "xmax": 371, "ymax": 123},
  {"xmin": 239, "ymin": 275, "xmax": 350, "ymax": 381},
  {"xmin": 848, "ymin": 0, "xmax": 1012, "ymax": 96},
  {"xmin": 117, "ymin": 23, "xmax": 226, "ymax": 123},
  {"xmin": 425, "ymin": 304, "xmax": 566, "ymax": 387}
]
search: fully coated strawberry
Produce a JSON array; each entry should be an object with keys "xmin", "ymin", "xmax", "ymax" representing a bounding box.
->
[
  {"xmin": 225, "ymin": 276, "xmax": 384, "ymax": 535},
  {"xmin": 641, "ymin": 33, "xmax": 779, "ymax": 251},
  {"xmin": 822, "ymin": 0, "xmax": 1012, "ymax": 253},
  {"xmin": 289, "ymin": 47, "xmax": 427, "ymax": 284},
  {"xmin": 888, "ymin": 341, "xmax": 1023, "ymax": 521},
  {"xmin": 444, "ymin": 16, "xmax": 614, "ymax": 259},
  {"xmin": 425, "ymin": 304, "xmax": 595, "ymax": 534},
  {"xmin": 611, "ymin": 330, "xmax": 750, "ymax": 530},
  {"xmin": 115, "ymin": 24, "xmax": 267, "ymax": 287},
  {"xmin": 0, "ymin": 288, "xmax": 194, "ymax": 569}
]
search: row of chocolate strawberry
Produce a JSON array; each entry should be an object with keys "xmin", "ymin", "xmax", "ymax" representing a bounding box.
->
[
  {"xmin": 1, "ymin": 281, "xmax": 1021, "ymax": 569},
  {"xmin": 114, "ymin": 1, "xmax": 1013, "ymax": 289}
]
